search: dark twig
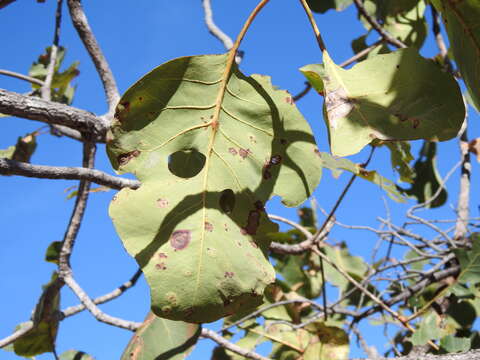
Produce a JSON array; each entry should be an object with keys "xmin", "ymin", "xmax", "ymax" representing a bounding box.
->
[
  {"xmin": 352, "ymin": 0, "xmax": 406, "ymax": 49},
  {"xmin": 201, "ymin": 328, "xmax": 271, "ymax": 360},
  {"xmin": 0, "ymin": 158, "xmax": 140, "ymax": 190},
  {"xmin": 0, "ymin": 0, "xmax": 15, "ymax": 9},
  {"xmin": 0, "ymin": 69, "xmax": 44, "ymax": 86},
  {"xmin": 67, "ymin": 0, "xmax": 120, "ymax": 114},
  {"xmin": 0, "ymin": 321, "xmax": 34, "ymax": 349}
]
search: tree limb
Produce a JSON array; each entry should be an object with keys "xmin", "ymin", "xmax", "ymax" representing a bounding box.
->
[
  {"xmin": 0, "ymin": 69, "xmax": 44, "ymax": 86},
  {"xmin": 0, "ymin": 88, "xmax": 108, "ymax": 138},
  {"xmin": 67, "ymin": 0, "xmax": 120, "ymax": 114},
  {"xmin": 0, "ymin": 158, "xmax": 140, "ymax": 190}
]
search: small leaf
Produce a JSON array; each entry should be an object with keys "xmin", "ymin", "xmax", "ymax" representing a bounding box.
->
[
  {"xmin": 453, "ymin": 233, "xmax": 480, "ymax": 289},
  {"xmin": 440, "ymin": 335, "xmax": 471, "ymax": 353},
  {"xmin": 398, "ymin": 141, "xmax": 447, "ymax": 208},
  {"xmin": 468, "ymin": 138, "xmax": 480, "ymax": 163},
  {"xmin": 108, "ymin": 54, "xmax": 322, "ymax": 322},
  {"xmin": 303, "ymin": 322, "xmax": 349, "ymax": 360},
  {"xmin": 59, "ymin": 350, "xmax": 94, "ymax": 360},
  {"xmin": 0, "ymin": 132, "xmax": 38, "ymax": 163},
  {"xmin": 304, "ymin": 49, "xmax": 464, "ymax": 157},
  {"xmin": 45, "ymin": 241, "xmax": 62, "ymax": 264},
  {"xmin": 384, "ymin": 141, "xmax": 414, "ymax": 183},
  {"xmin": 121, "ymin": 312, "xmax": 200, "ymax": 360},
  {"xmin": 432, "ymin": 0, "xmax": 480, "ymax": 110},
  {"xmin": 306, "ymin": 0, "xmax": 352, "ymax": 13},
  {"xmin": 410, "ymin": 312, "xmax": 442, "ymax": 346},
  {"xmin": 317, "ymin": 151, "xmax": 405, "ymax": 202},
  {"xmin": 14, "ymin": 273, "xmax": 61, "ymax": 357}
]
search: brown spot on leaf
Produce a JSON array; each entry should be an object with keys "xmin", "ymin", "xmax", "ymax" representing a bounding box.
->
[
  {"xmin": 314, "ymin": 148, "xmax": 321, "ymax": 156},
  {"xmin": 285, "ymin": 96, "xmax": 294, "ymax": 105},
  {"xmin": 224, "ymin": 272, "xmax": 234, "ymax": 278},
  {"xmin": 158, "ymin": 252, "xmax": 168, "ymax": 259},
  {"xmin": 228, "ymin": 147, "xmax": 237, "ymax": 155},
  {"xmin": 157, "ymin": 198, "xmax": 169, "ymax": 208},
  {"xmin": 239, "ymin": 148, "xmax": 251, "ymax": 159},
  {"xmin": 155, "ymin": 263, "xmax": 167, "ymax": 270},
  {"xmin": 117, "ymin": 150, "xmax": 140, "ymax": 166},
  {"xmin": 170, "ymin": 230, "xmax": 191, "ymax": 250},
  {"xmin": 240, "ymin": 228, "xmax": 248, "ymax": 235},
  {"xmin": 249, "ymin": 135, "xmax": 257, "ymax": 143},
  {"xmin": 263, "ymin": 168, "xmax": 272, "ymax": 180},
  {"xmin": 250, "ymin": 241, "xmax": 259, "ymax": 248},
  {"xmin": 138, "ymin": 96, "xmax": 143, "ymax": 102},
  {"xmin": 325, "ymin": 87, "xmax": 353, "ymax": 129},
  {"xmin": 184, "ymin": 307, "xmax": 194, "ymax": 318},
  {"xmin": 205, "ymin": 221, "xmax": 213, "ymax": 232},
  {"xmin": 413, "ymin": 118, "xmax": 420, "ymax": 129}
]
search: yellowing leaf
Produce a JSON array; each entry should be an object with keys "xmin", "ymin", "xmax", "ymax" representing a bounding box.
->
[{"xmin": 107, "ymin": 54, "xmax": 322, "ymax": 322}]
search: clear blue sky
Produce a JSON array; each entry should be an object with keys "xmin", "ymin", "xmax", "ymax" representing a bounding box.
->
[{"xmin": 1, "ymin": 1, "xmax": 479, "ymax": 359}]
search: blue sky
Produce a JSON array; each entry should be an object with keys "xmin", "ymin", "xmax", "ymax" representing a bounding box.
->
[{"xmin": 1, "ymin": 1, "xmax": 479, "ymax": 359}]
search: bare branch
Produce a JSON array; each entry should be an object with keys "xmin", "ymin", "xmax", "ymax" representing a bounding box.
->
[
  {"xmin": 201, "ymin": 328, "xmax": 271, "ymax": 360},
  {"xmin": 67, "ymin": 0, "xmax": 120, "ymax": 113},
  {"xmin": 292, "ymin": 82, "xmax": 312, "ymax": 102},
  {"xmin": 352, "ymin": 0, "xmax": 406, "ymax": 49},
  {"xmin": 202, "ymin": 0, "xmax": 234, "ymax": 50},
  {"xmin": 0, "ymin": 69, "xmax": 44, "ymax": 86},
  {"xmin": 0, "ymin": 88, "xmax": 108, "ymax": 138},
  {"xmin": 0, "ymin": 158, "xmax": 140, "ymax": 190},
  {"xmin": 62, "ymin": 275, "xmax": 141, "ymax": 331},
  {"xmin": 454, "ymin": 122, "xmax": 471, "ymax": 242},
  {"xmin": 61, "ymin": 269, "xmax": 142, "ymax": 318},
  {"xmin": 353, "ymin": 349, "xmax": 480, "ymax": 360},
  {"xmin": 339, "ymin": 39, "xmax": 383, "ymax": 68}
]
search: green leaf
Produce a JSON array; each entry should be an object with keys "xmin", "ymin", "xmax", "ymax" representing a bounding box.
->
[
  {"xmin": 14, "ymin": 273, "xmax": 61, "ymax": 357},
  {"xmin": 454, "ymin": 233, "xmax": 480, "ymax": 289},
  {"xmin": 398, "ymin": 141, "xmax": 447, "ymax": 208},
  {"xmin": 0, "ymin": 132, "xmax": 38, "ymax": 163},
  {"xmin": 299, "ymin": 63, "xmax": 325, "ymax": 94},
  {"xmin": 304, "ymin": 49, "xmax": 464, "ymax": 157},
  {"xmin": 44, "ymin": 241, "xmax": 62, "ymax": 264},
  {"xmin": 303, "ymin": 322, "xmax": 349, "ymax": 360},
  {"xmin": 306, "ymin": 0, "xmax": 352, "ymax": 13},
  {"xmin": 121, "ymin": 312, "xmax": 200, "ymax": 360},
  {"xmin": 384, "ymin": 141, "xmax": 414, "ymax": 183},
  {"xmin": 59, "ymin": 350, "xmax": 94, "ymax": 360},
  {"xmin": 317, "ymin": 151, "xmax": 405, "ymax": 202},
  {"xmin": 410, "ymin": 312, "xmax": 442, "ymax": 346},
  {"xmin": 322, "ymin": 245, "xmax": 367, "ymax": 291},
  {"xmin": 440, "ymin": 335, "xmax": 471, "ymax": 353},
  {"xmin": 432, "ymin": 0, "xmax": 480, "ymax": 111},
  {"xmin": 107, "ymin": 54, "xmax": 322, "ymax": 322}
]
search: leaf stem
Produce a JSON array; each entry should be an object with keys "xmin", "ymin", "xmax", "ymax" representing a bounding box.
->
[{"xmin": 298, "ymin": 0, "xmax": 327, "ymax": 52}]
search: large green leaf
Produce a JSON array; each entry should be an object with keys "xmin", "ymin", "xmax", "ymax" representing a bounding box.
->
[
  {"xmin": 121, "ymin": 312, "xmax": 200, "ymax": 360},
  {"xmin": 410, "ymin": 311, "xmax": 443, "ymax": 346},
  {"xmin": 108, "ymin": 54, "xmax": 322, "ymax": 322},
  {"xmin": 454, "ymin": 233, "xmax": 480, "ymax": 288},
  {"xmin": 14, "ymin": 273, "xmax": 61, "ymax": 357},
  {"xmin": 302, "ymin": 49, "xmax": 464, "ymax": 157},
  {"xmin": 399, "ymin": 141, "xmax": 447, "ymax": 208},
  {"xmin": 431, "ymin": 0, "xmax": 480, "ymax": 111}
]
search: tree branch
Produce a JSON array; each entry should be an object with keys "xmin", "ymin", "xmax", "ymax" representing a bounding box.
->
[
  {"xmin": 0, "ymin": 89, "xmax": 108, "ymax": 139},
  {"xmin": 0, "ymin": 158, "xmax": 140, "ymax": 190},
  {"xmin": 353, "ymin": 349, "xmax": 480, "ymax": 360},
  {"xmin": 454, "ymin": 122, "xmax": 471, "ymax": 242},
  {"xmin": 67, "ymin": 0, "xmax": 120, "ymax": 114},
  {"xmin": 201, "ymin": 328, "xmax": 271, "ymax": 360}
]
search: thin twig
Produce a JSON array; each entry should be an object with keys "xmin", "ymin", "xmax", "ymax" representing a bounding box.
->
[
  {"xmin": 352, "ymin": 0, "xmax": 406, "ymax": 49},
  {"xmin": 0, "ymin": 158, "xmax": 140, "ymax": 190},
  {"xmin": 268, "ymin": 214, "xmax": 312, "ymax": 239},
  {"xmin": 454, "ymin": 120, "xmax": 471, "ymax": 243},
  {"xmin": 0, "ymin": 69, "xmax": 44, "ymax": 86},
  {"xmin": 298, "ymin": 0, "xmax": 327, "ymax": 52},
  {"xmin": 67, "ymin": 0, "xmax": 119, "ymax": 114},
  {"xmin": 0, "ymin": 321, "xmax": 34, "ymax": 349},
  {"xmin": 202, "ymin": 328, "xmax": 271, "ymax": 360},
  {"xmin": 60, "ymin": 269, "xmax": 142, "ymax": 318},
  {"xmin": 62, "ymin": 275, "xmax": 141, "ymax": 331},
  {"xmin": 339, "ymin": 39, "xmax": 383, "ymax": 67},
  {"xmin": 292, "ymin": 82, "xmax": 312, "ymax": 102}
]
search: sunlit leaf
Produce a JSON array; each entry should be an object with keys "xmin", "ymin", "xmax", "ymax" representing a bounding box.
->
[
  {"xmin": 44, "ymin": 241, "xmax": 62, "ymax": 264},
  {"xmin": 410, "ymin": 311, "xmax": 442, "ymax": 346},
  {"xmin": 451, "ymin": 233, "xmax": 480, "ymax": 295},
  {"xmin": 440, "ymin": 335, "xmax": 471, "ymax": 353},
  {"xmin": 302, "ymin": 49, "xmax": 464, "ymax": 157},
  {"xmin": 303, "ymin": 322, "xmax": 349, "ymax": 360},
  {"xmin": 432, "ymin": 0, "xmax": 480, "ymax": 110},
  {"xmin": 108, "ymin": 54, "xmax": 322, "ymax": 322},
  {"xmin": 121, "ymin": 312, "xmax": 200, "ymax": 360},
  {"xmin": 384, "ymin": 141, "xmax": 414, "ymax": 183}
]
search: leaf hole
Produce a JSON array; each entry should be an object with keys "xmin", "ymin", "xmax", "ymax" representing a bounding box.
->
[{"xmin": 168, "ymin": 149, "xmax": 206, "ymax": 178}]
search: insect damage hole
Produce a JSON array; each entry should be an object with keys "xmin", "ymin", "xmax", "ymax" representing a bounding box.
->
[
  {"xmin": 168, "ymin": 149, "xmax": 206, "ymax": 178},
  {"xmin": 219, "ymin": 189, "xmax": 235, "ymax": 214}
]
